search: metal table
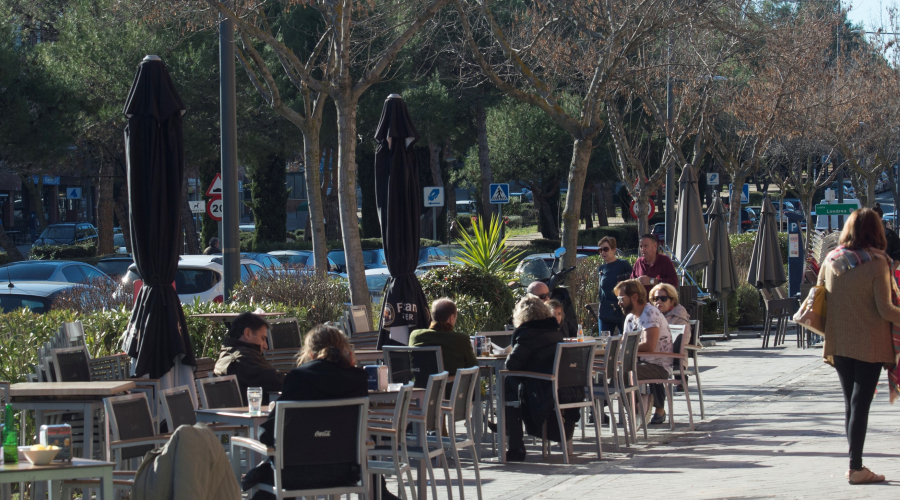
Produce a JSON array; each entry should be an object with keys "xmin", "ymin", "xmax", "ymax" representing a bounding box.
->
[{"xmin": 0, "ymin": 459, "xmax": 114, "ymax": 500}]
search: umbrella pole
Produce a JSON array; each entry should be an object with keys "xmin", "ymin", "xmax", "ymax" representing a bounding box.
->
[{"xmin": 723, "ymin": 301, "xmax": 730, "ymax": 340}]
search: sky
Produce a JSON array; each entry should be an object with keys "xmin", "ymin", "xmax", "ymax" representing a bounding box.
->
[{"xmin": 845, "ymin": 0, "xmax": 899, "ymax": 30}]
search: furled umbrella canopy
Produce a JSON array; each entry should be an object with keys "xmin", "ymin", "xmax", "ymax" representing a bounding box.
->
[
  {"xmin": 704, "ymin": 196, "xmax": 738, "ymax": 336},
  {"xmin": 122, "ymin": 56, "xmax": 196, "ymax": 383},
  {"xmin": 747, "ymin": 197, "xmax": 787, "ymax": 290},
  {"xmin": 673, "ymin": 165, "xmax": 712, "ymax": 269},
  {"xmin": 374, "ymin": 95, "xmax": 431, "ymax": 348}
]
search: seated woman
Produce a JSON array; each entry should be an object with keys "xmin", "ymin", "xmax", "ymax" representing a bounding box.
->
[
  {"xmin": 648, "ymin": 283, "xmax": 691, "ymax": 335},
  {"xmin": 244, "ymin": 325, "xmax": 371, "ymax": 500},
  {"xmin": 504, "ymin": 294, "xmax": 581, "ymax": 462}
]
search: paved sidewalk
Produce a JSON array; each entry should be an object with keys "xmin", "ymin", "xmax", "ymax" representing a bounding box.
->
[{"xmin": 427, "ymin": 337, "xmax": 900, "ymax": 499}]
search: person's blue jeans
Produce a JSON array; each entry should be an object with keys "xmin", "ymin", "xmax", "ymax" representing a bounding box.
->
[{"xmin": 600, "ymin": 319, "xmax": 625, "ymax": 336}]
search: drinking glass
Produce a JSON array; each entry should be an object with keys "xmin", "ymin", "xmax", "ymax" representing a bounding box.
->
[{"xmin": 247, "ymin": 387, "xmax": 263, "ymax": 415}]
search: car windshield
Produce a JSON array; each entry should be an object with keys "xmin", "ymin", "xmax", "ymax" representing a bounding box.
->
[
  {"xmin": 0, "ymin": 264, "xmax": 57, "ymax": 281},
  {"xmin": 366, "ymin": 274, "xmax": 391, "ymax": 292},
  {"xmin": 40, "ymin": 226, "xmax": 75, "ymax": 240},
  {"xmin": 0, "ymin": 294, "xmax": 52, "ymax": 313},
  {"xmin": 274, "ymin": 253, "xmax": 310, "ymax": 265},
  {"xmin": 519, "ymin": 258, "xmax": 551, "ymax": 283},
  {"xmin": 328, "ymin": 251, "xmax": 346, "ymax": 266},
  {"xmin": 95, "ymin": 260, "xmax": 132, "ymax": 278},
  {"xmin": 362, "ymin": 249, "xmax": 387, "ymax": 267},
  {"xmin": 174, "ymin": 269, "xmax": 219, "ymax": 294}
]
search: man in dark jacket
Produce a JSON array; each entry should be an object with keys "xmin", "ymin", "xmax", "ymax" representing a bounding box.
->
[
  {"xmin": 202, "ymin": 237, "xmax": 221, "ymax": 255},
  {"xmin": 873, "ymin": 204, "xmax": 900, "ymax": 265},
  {"xmin": 504, "ymin": 294, "xmax": 580, "ymax": 461},
  {"xmin": 213, "ymin": 312, "xmax": 284, "ymax": 404}
]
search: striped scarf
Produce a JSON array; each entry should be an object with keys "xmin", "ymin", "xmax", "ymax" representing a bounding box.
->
[{"xmin": 825, "ymin": 246, "xmax": 900, "ymax": 404}]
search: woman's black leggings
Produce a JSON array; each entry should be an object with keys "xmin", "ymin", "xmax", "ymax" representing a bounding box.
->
[{"xmin": 832, "ymin": 355, "xmax": 882, "ymax": 471}]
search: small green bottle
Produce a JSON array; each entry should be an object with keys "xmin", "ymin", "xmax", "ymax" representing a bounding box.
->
[{"xmin": 2, "ymin": 404, "xmax": 17, "ymax": 463}]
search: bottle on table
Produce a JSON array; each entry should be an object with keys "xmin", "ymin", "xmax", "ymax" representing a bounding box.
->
[
  {"xmin": 577, "ymin": 324, "xmax": 584, "ymax": 342},
  {"xmin": 2, "ymin": 403, "xmax": 17, "ymax": 463}
]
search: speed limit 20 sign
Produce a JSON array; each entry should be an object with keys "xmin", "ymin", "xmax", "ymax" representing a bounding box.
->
[{"xmin": 207, "ymin": 198, "xmax": 223, "ymax": 221}]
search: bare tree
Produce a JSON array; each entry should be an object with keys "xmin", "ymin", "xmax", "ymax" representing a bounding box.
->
[
  {"xmin": 453, "ymin": 0, "xmax": 699, "ymax": 266},
  {"xmin": 202, "ymin": 0, "xmax": 451, "ymax": 312}
]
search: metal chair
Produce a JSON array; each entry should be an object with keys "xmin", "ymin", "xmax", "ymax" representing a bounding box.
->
[
  {"xmin": 678, "ymin": 319, "xmax": 705, "ymax": 419},
  {"xmin": 636, "ymin": 325, "xmax": 695, "ymax": 437},
  {"xmin": 196, "ymin": 375, "xmax": 243, "ymax": 409},
  {"xmin": 498, "ymin": 342, "xmax": 601, "ymax": 464},
  {"xmin": 368, "ymin": 383, "xmax": 418, "ymax": 500},
  {"xmin": 51, "ymin": 346, "xmax": 92, "ymax": 382},
  {"xmin": 264, "ymin": 348, "xmax": 299, "ymax": 374},
  {"xmin": 383, "ymin": 346, "xmax": 444, "ymax": 389},
  {"xmin": 618, "ymin": 330, "xmax": 644, "ymax": 444},
  {"xmin": 404, "ymin": 371, "xmax": 453, "ymax": 500},
  {"xmin": 267, "ymin": 317, "xmax": 302, "ymax": 350},
  {"xmin": 231, "ymin": 398, "xmax": 370, "ymax": 500},
  {"xmin": 431, "ymin": 366, "xmax": 483, "ymax": 500},
  {"xmin": 591, "ymin": 334, "xmax": 625, "ymax": 453}
]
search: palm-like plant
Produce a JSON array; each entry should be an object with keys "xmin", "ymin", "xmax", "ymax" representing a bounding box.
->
[{"xmin": 455, "ymin": 214, "xmax": 524, "ymax": 274}]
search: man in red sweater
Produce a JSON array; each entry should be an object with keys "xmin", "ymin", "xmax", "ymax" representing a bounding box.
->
[{"xmin": 630, "ymin": 234, "xmax": 679, "ymax": 294}]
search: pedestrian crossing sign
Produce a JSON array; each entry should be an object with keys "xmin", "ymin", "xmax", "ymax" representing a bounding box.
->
[{"xmin": 489, "ymin": 183, "xmax": 510, "ymax": 204}]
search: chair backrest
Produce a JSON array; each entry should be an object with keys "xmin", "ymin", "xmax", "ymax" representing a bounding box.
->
[
  {"xmin": 553, "ymin": 342, "xmax": 596, "ymax": 390},
  {"xmin": 89, "ymin": 354, "xmax": 130, "ymax": 381},
  {"xmin": 51, "ymin": 346, "xmax": 92, "ymax": 382},
  {"xmin": 268, "ymin": 318, "xmax": 302, "ymax": 350},
  {"xmin": 421, "ymin": 371, "xmax": 449, "ymax": 432},
  {"xmin": 196, "ymin": 375, "xmax": 243, "ymax": 409},
  {"xmin": 447, "ymin": 367, "xmax": 479, "ymax": 423},
  {"xmin": 621, "ymin": 330, "xmax": 642, "ymax": 387},
  {"xmin": 389, "ymin": 383, "xmax": 415, "ymax": 435},
  {"xmin": 669, "ymin": 324, "xmax": 687, "ymax": 355},
  {"xmin": 383, "ymin": 346, "xmax": 443, "ymax": 389},
  {"xmin": 265, "ymin": 348, "xmax": 300, "ymax": 373},
  {"xmin": 160, "ymin": 385, "xmax": 198, "ymax": 430},
  {"xmin": 61, "ymin": 321, "xmax": 86, "ymax": 347},
  {"xmin": 193, "ymin": 357, "xmax": 217, "ymax": 379},
  {"xmin": 273, "ymin": 398, "xmax": 369, "ymax": 494},
  {"xmin": 349, "ymin": 305, "xmax": 372, "ymax": 334},
  {"xmin": 104, "ymin": 392, "xmax": 156, "ymax": 460},
  {"xmin": 593, "ymin": 334, "xmax": 622, "ymax": 381},
  {"xmin": 477, "ymin": 331, "xmax": 513, "ymax": 349},
  {"xmin": 687, "ymin": 319, "xmax": 699, "ymax": 345}
]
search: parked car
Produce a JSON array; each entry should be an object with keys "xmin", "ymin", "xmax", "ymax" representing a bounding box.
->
[
  {"xmin": 336, "ymin": 268, "xmax": 392, "ymax": 299},
  {"xmin": 518, "ymin": 252, "xmax": 588, "ymax": 276},
  {"xmin": 0, "ymin": 261, "xmax": 114, "ymax": 286},
  {"xmin": 0, "ymin": 281, "xmax": 81, "ymax": 313},
  {"xmin": 418, "ymin": 247, "xmax": 451, "ymax": 266},
  {"xmin": 239, "ymin": 224, "xmax": 256, "ymax": 233},
  {"xmin": 122, "ymin": 255, "xmax": 265, "ymax": 305},
  {"xmin": 240, "ymin": 252, "xmax": 283, "ymax": 271},
  {"xmin": 267, "ymin": 250, "xmax": 339, "ymax": 271},
  {"xmin": 456, "ymin": 200, "xmax": 477, "ymax": 215},
  {"xmin": 514, "ymin": 254, "xmax": 552, "ymax": 284},
  {"xmin": 651, "ymin": 223, "xmax": 666, "ymax": 245},
  {"xmin": 33, "ymin": 223, "xmax": 98, "ymax": 247},
  {"xmin": 95, "ymin": 254, "xmax": 134, "ymax": 282},
  {"xmin": 362, "ymin": 249, "xmax": 388, "ymax": 269},
  {"xmin": 437, "ymin": 244, "xmax": 466, "ymax": 265}
]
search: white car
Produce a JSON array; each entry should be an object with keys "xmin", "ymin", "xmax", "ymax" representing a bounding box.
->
[{"xmin": 122, "ymin": 255, "xmax": 266, "ymax": 305}]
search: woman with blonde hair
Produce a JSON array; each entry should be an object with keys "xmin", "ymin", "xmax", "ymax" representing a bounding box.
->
[
  {"xmin": 246, "ymin": 325, "xmax": 371, "ymax": 499},
  {"xmin": 818, "ymin": 208, "xmax": 900, "ymax": 485}
]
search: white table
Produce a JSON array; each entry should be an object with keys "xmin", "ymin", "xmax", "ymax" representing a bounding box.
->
[{"xmin": 0, "ymin": 459, "xmax": 113, "ymax": 500}]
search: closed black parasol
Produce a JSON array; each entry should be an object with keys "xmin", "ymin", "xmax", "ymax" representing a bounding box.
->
[
  {"xmin": 122, "ymin": 56, "xmax": 196, "ymax": 380},
  {"xmin": 374, "ymin": 95, "xmax": 431, "ymax": 348}
]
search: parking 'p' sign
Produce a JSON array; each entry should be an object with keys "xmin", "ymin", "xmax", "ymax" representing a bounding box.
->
[{"xmin": 707, "ymin": 173, "xmax": 720, "ymax": 185}]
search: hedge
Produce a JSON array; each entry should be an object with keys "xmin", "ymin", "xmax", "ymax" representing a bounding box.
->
[
  {"xmin": 31, "ymin": 241, "xmax": 97, "ymax": 260},
  {"xmin": 578, "ymin": 224, "xmax": 639, "ymax": 250}
]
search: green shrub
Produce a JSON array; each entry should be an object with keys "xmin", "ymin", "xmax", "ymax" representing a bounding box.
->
[
  {"xmin": 456, "ymin": 214, "xmax": 473, "ymax": 231},
  {"xmin": 0, "ymin": 253, "xmax": 12, "ymax": 266},
  {"xmin": 418, "ymin": 265, "xmax": 516, "ymax": 332},
  {"xmin": 31, "ymin": 241, "xmax": 96, "ymax": 260},
  {"xmin": 578, "ymin": 224, "xmax": 639, "ymax": 250},
  {"xmin": 504, "ymin": 215, "xmax": 524, "ymax": 229},
  {"xmin": 231, "ymin": 272, "xmax": 348, "ymax": 331},
  {"xmin": 520, "ymin": 238, "xmax": 562, "ymax": 254}
]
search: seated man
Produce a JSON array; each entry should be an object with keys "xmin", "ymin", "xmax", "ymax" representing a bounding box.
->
[
  {"xmin": 214, "ymin": 312, "xmax": 285, "ymax": 405},
  {"xmin": 409, "ymin": 298, "xmax": 477, "ymax": 376},
  {"xmin": 614, "ymin": 279, "xmax": 674, "ymax": 425},
  {"xmin": 630, "ymin": 234, "xmax": 679, "ymax": 295}
]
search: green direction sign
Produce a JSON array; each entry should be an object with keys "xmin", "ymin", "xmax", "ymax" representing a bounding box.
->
[{"xmin": 815, "ymin": 203, "xmax": 855, "ymax": 216}]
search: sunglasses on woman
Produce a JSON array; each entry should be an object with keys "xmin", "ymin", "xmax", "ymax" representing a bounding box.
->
[{"xmin": 651, "ymin": 295, "xmax": 670, "ymax": 303}]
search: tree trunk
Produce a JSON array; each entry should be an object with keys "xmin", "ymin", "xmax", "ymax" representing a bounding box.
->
[
  {"xmin": 303, "ymin": 129, "xmax": 328, "ymax": 274},
  {"xmin": 179, "ymin": 166, "xmax": 200, "ymax": 254},
  {"xmin": 581, "ymin": 183, "xmax": 594, "ymax": 230},
  {"xmin": 634, "ymin": 192, "xmax": 652, "ymax": 236},
  {"xmin": 729, "ymin": 172, "xmax": 749, "ymax": 234},
  {"xmin": 421, "ymin": 140, "xmax": 444, "ymax": 239},
  {"xmin": 594, "ymin": 181, "xmax": 609, "ymax": 227},
  {"xmin": 96, "ymin": 154, "xmax": 115, "ymax": 255},
  {"xmin": 335, "ymin": 98, "xmax": 370, "ymax": 312},
  {"xmin": 322, "ymin": 148, "xmax": 341, "ymax": 240},
  {"xmin": 561, "ymin": 139, "xmax": 592, "ymax": 268},
  {"xmin": 0, "ymin": 223, "xmax": 25, "ymax": 261},
  {"xmin": 866, "ymin": 173, "xmax": 877, "ymax": 208},
  {"xmin": 114, "ymin": 176, "xmax": 132, "ymax": 254},
  {"xmin": 475, "ymin": 101, "xmax": 494, "ymax": 220}
]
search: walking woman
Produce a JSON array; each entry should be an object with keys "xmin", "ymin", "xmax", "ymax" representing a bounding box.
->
[
  {"xmin": 818, "ymin": 208, "xmax": 900, "ymax": 484},
  {"xmin": 597, "ymin": 236, "xmax": 632, "ymax": 335}
]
